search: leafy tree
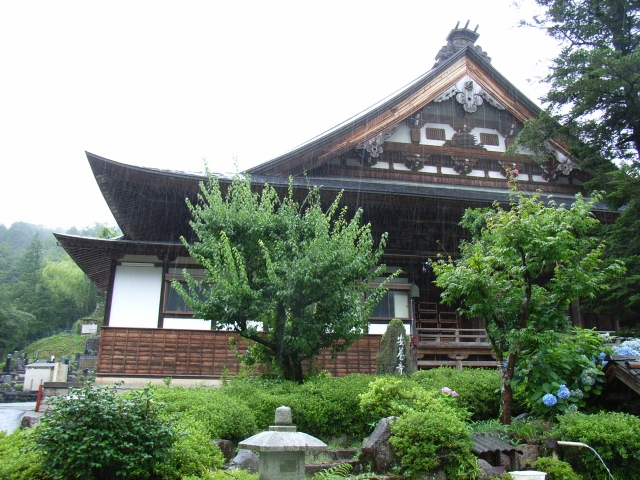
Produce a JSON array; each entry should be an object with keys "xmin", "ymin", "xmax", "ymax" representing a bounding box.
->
[
  {"xmin": 430, "ymin": 177, "xmax": 623, "ymax": 424},
  {"xmin": 531, "ymin": 0, "xmax": 640, "ymax": 163},
  {"xmin": 42, "ymin": 255, "xmax": 97, "ymax": 317},
  {"xmin": 175, "ymin": 172, "xmax": 391, "ymax": 382},
  {"xmin": 0, "ymin": 285, "xmax": 35, "ymax": 353},
  {"xmin": 518, "ymin": 1, "xmax": 640, "ymax": 324}
]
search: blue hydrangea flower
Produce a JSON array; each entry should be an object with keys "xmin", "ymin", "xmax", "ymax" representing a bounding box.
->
[
  {"xmin": 612, "ymin": 339, "xmax": 640, "ymax": 357},
  {"xmin": 542, "ymin": 393, "xmax": 557, "ymax": 407},
  {"xmin": 570, "ymin": 389, "xmax": 583, "ymax": 399},
  {"xmin": 580, "ymin": 370, "xmax": 596, "ymax": 386},
  {"xmin": 566, "ymin": 404, "xmax": 578, "ymax": 413},
  {"xmin": 557, "ymin": 385, "xmax": 571, "ymax": 400}
]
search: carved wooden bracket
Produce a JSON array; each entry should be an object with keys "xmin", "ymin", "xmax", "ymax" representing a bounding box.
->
[
  {"xmin": 451, "ymin": 156, "xmax": 478, "ymax": 175},
  {"xmin": 403, "ymin": 153, "xmax": 428, "ymax": 171}
]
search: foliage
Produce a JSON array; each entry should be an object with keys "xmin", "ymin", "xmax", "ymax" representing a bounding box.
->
[
  {"xmin": 531, "ymin": 0, "xmax": 640, "ymax": 164},
  {"xmin": 532, "ymin": 457, "xmax": 582, "ymax": 480},
  {"xmin": 32, "ymin": 383, "xmax": 176, "ymax": 480},
  {"xmin": 22, "ymin": 333, "xmax": 87, "ymax": 362},
  {"xmin": 431, "ymin": 183, "xmax": 623, "ymax": 423},
  {"xmin": 389, "ymin": 404, "xmax": 480, "ymax": 479},
  {"xmin": 512, "ymin": 328, "xmax": 609, "ymax": 418},
  {"xmin": 289, "ymin": 374, "xmax": 377, "ymax": 440},
  {"xmin": 358, "ymin": 376, "xmax": 422, "ymax": 419},
  {"xmin": 0, "ymin": 430, "xmax": 48, "ymax": 480},
  {"xmin": 152, "ymin": 386, "xmax": 257, "ymax": 444},
  {"xmin": 411, "ymin": 367, "xmax": 502, "ymax": 421},
  {"xmin": 519, "ymin": 1, "xmax": 640, "ymax": 323},
  {"xmin": 156, "ymin": 416, "xmax": 225, "ymax": 479},
  {"xmin": 176, "ymin": 172, "xmax": 391, "ymax": 382},
  {"xmin": 376, "ymin": 318, "xmax": 412, "ymax": 375},
  {"xmin": 189, "ymin": 470, "xmax": 259, "ymax": 480},
  {"xmin": 553, "ymin": 411, "xmax": 640, "ymax": 480}
]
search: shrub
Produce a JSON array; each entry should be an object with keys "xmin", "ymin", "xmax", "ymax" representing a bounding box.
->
[
  {"xmin": 411, "ymin": 367, "xmax": 501, "ymax": 420},
  {"xmin": 291, "ymin": 374, "xmax": 376, "ymax": 440},
  {"xmin": 152, "ymin": 385, "xmax": 258, "ymax": 443},
  {"xmin": 389, "ymin": 404, "xmax": 480, "ymax": 479},
  {"xmin": 32, "ymin": 383, "xmax": 176, "ymax": 480},
  {"xmin": 513, "ymin": 329, "xmax": 608, "ymax": 418},
  {"xmin": 358, "ymin": 376, "xmax": 420, "ymax": 419},
  {"xmin": 532, "ymin": 457, "xmax": 582, "ymax": 480},
  {"xmin": 0, "ymin": 430, "xmax": 48, "ymax": 480},
  {"xmin": 218, "ymin": 378, "xmax": 291, "ymax": 430},
  {"xmin": 553, "ymin": 411, "xmax": 640, "ymax": 479},
  {"xmin": 156, "ymin": 417, "xmax": 225, "ymax": 479}
]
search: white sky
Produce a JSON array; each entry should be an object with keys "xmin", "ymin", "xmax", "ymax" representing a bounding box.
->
[{"xmin": 0, "ymin": 0, "xmax": 560, "ymax": 231}]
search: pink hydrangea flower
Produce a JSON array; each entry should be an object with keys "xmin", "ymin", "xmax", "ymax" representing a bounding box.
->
[
  {"xmin": 441, "ymin": 387, "xmax": 452, "ymax": 394},
  {"xmin": 451, "ymin": 391, "xmax": 459, "ymax": 398}
]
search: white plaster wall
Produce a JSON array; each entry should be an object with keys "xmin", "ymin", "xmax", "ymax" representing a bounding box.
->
[
  {"xmin": 163, "ymin": 318, "xmax": 212, "ymax": 330},
  {"xmin": 368, "ymin": 322, "xmax": 410, "ymax": 335},
  {"xmin": 109, "ymin": 265, "xmax": 162, "ymax": 328}
]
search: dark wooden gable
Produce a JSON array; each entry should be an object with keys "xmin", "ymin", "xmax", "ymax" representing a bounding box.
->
[{"xmin": 247, "ymin": 25, "xmax": 585, "ymax": 198}]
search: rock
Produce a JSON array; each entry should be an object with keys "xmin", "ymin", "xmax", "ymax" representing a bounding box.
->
[
  {"xmin": 229, "ymin": 449, "xmax": 259, "ymax": 472},
  {"xmin": 518, "ymin": 444, "xmax": 542, "ymax": 469},
  {"xmin": 359, "ymin": 416, "xmax": 398, "ymax": 474},
  {"xmin": 212, "ymin": 439, "xmax": 235, "ymax": 462},
  {"xmin": 477, "ymin": 459, "xmax": 500, "ymax": 479},
  {"xmin": 20, "ymin": 415, "xmax": 40, "ymax": 429}
]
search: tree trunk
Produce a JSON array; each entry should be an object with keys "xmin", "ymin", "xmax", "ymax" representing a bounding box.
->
[{"xmin": 500, "ymin": 352, "xmax": 517, "ymax": 425}]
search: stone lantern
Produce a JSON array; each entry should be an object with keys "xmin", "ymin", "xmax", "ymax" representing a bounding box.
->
[{"xmin": 238, "ymin": 406, "xmax": 327, "ymax": 480}]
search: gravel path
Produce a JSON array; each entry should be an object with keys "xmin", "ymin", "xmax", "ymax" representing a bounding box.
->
[{"xmin": 0, "ymin": 402, "xmax": 37, "ymax": 434}]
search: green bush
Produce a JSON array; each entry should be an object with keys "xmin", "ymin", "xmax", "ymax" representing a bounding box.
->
[
  {"xmin": 218, "ymin": 378, "xmax": 291, "ymax": 430},
  {"xmin": 156, "ymin": 417, "xmax": 225, "ymax": 479},
  {"xmin": 358, "ymin": 376, "xmax": 420, "ymax": 419},
  {"xmin": 32, "ymin": 383, "xmax": 176, "ymax": 480},
  {"xmin": 411, "ymin": 367, "xmax": 501, "ymax": 420},
  {"xmin": 532, "ymin": 457, "xmax": 582, "ymax": 480},
  {"xmin": 290, "ymin": 374, "xmax": 376, "ymax": 440},
  {"xmin": 553, "ymin": 411, "xmax": 640, "ymax": 480},
  {"xmin": 389, "ymin": 403, "xmax": 480, "ymax": 479},
  {"xmin": 513, "ymin": 329, "xmax": 608, "ymax": 418},
  {"xmin": 0, "ymin": 430, "xmax": 48, "ymax": 480},
  {"xmin": 153, "ymin": 385, "xmax": 258, "ymax": 443}
]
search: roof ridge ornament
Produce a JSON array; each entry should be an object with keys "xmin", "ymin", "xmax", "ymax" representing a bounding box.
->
[
  {"xmin": 434, "ymin": 75, "xmax": 505, "ymax": 113},
  {"xmin": 434, "ymin": 21, "xmax": 491, "ymax": 66}
]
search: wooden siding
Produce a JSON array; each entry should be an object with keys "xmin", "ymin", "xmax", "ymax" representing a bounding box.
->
[{"xmin": 97, "ymin": 327, "xmax": 381, "ymax": 378}]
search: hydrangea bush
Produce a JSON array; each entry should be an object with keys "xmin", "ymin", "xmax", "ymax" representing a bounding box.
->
[
  {"xmin": 611, "ymin": 338, "xmax": 640, "ymax": 357},
  {"xmin": 512, "ymin": 328, "xmax": 609, "ymax": 418}
]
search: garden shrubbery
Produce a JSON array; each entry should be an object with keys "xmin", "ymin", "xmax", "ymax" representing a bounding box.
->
[
  {"xmin": 32, "ymin": 383, "xmax": 176, "ymax": 480},
  {"xmin": 0, "ymin": 430, "xmax": 47, "ymax": 480},
  {"xmin": 412, "ymin": 367, "xmax": 501, "ymax": 420},
  {"xmin": 552, "ymin": 411, "xmax": 640, "ymax": 480}
]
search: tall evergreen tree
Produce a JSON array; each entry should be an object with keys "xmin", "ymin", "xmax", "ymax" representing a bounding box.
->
[{"xmin": 519, "ymin": 1, "xmax": 640, "ymax": 324}]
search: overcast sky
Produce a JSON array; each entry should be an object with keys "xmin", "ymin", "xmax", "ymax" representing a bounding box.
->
[{"xmin": 0, "ymin": 0, "xmax": 560, "ymax": 231}]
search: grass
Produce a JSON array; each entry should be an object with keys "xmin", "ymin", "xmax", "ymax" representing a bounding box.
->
[{"xmin": 22, "ymin": 333, "xmax": 87, "ymax": 362}]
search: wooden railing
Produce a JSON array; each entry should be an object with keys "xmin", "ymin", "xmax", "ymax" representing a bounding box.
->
[
  {"xmin": 415, "ymin": 327, "xmax": 495, "ymax": 369},
  {"xmin": 416, "ymin": 327, "xmax": 488, "ymax": 343}
]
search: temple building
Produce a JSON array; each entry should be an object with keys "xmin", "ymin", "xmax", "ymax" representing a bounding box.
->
[{"xmin": 56, "ymin": 24, "xmax": 615, "ymax": 379}]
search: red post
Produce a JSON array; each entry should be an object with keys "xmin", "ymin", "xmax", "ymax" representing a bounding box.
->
[{"xmin": 35, "ymin": 384, "xmax": 44, "ymax": 412}]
